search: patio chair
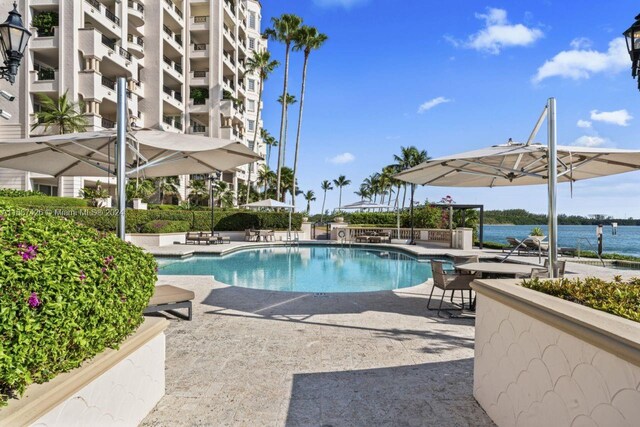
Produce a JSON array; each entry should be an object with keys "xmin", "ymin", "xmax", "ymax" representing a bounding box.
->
[
  {"xmin": 267, "ymin": 230, "xmax": 275, "ymax": 241},
  {"xmin": 428, "ymin": 260, "xmax": 475, "ymax": 317},
  {"xmin": 245, "ymin": 229, "xmax": 258, "ymax": 242},
  {"xmin": 543, "ymin": 259, "xmax": 566, "ymax": 277},
  {"xmin": 378, "ymin": 232, "xmax": 391, "ymax": 243},
  {"xmin": 144, "ymin": 285, "xmax": 195, "ymax": 320},
  {"xmin": 185, "ymin": 231, "xmax": 200, "ymax": 245},
  {"xmin": 208, "ymin": 232, "xmax": 230, "ymax": 245},
  {"xmin": 529, "ymin": 268, "xmax": 549, "ymax": 279}
]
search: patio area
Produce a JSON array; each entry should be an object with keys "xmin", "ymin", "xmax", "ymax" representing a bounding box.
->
[{"xmin": 141, "ymin": 276, "xmax": 494, "ymax": 426}]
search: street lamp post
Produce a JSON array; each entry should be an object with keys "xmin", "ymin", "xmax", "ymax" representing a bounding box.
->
[
  {"xmin": 623, "ymin": 13, "xmax": 640, "ymax": 90},
  {"xmin": 0, "ymin": 2, "xmax": 31, "ymax": 84},
  {"xmin": 207, "ymin": 172, "xmax": 221, "ymax": 235}
]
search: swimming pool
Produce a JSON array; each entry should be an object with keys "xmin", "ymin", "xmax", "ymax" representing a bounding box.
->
[{"xmin": 157, "ymin": 245, "xmax": 441, "ymax": 293}]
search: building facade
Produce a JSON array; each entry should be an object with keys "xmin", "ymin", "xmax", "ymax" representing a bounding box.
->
[{"xmin": 0, "ymin": 0, "xmax": 266, "ymax": 201}]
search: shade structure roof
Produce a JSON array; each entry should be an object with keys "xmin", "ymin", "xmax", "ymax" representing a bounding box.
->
[
  {"xmin": 394, "ymin": 142, "xmax": 640, "ymax": 187},
  {"xmin": 339, "ymin": 200, "xmax": 392, "ymax": 210},
  {"xmin": 0, "ymin": 129, "xmax": 262, "ymax": 178},
  {"xmin": 241, "ymin": 198, "xmax": 294, "ymax": 209}
]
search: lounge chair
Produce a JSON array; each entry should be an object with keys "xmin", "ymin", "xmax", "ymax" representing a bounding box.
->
[
  {"xmin": 505, "ymin": 237, "xmax": 531, "ymax": 255},
  {"xmin": 144, "ymin": 285, "xmax": 195, "ymax": 320},
  {"xmin": 355, "ymin": 234, "xmax": 370, "ymax": 243},
  {"xmin": 524, "ymin": 238, "xmax": 549, "ymax": 254},
  {"xmin": 378, "ymin": 232, "xmax": 391, "ymax": 243},
  {"xmin": 428, "ymin": 260, "xmax": 475, "ymax": 317}
]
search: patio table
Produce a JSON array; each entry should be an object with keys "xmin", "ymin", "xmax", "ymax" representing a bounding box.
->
[
  {"xmin": 256, "ymin": 230, "xmax": 273, "ymax": 242},
  {"xmin": 455, "ymin": 262, "xmax": 538, "ymax": 278}
]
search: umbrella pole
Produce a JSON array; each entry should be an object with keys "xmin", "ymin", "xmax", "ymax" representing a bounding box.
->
[
  {"xmin": 547, "ymin": 97, "xmax": 558, "ymax": 277},
  {"xmin": 116, "ymin": 78, "xmax": 127, "ymax": 241}
]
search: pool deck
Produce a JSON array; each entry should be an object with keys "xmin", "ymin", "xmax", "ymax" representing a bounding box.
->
[{"xmin": 140, "ymin": 241, "xmax": 637, "ymax": 426}]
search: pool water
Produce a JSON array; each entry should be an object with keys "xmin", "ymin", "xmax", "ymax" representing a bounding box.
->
[{"xmin": 157, "ymin": 246, "xmax": 440, "ymax": 293}]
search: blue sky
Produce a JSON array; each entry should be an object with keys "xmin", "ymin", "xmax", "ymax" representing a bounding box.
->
[{"xmin": 259, "ymin": 0, "xmax": 640, "ymax": 218}]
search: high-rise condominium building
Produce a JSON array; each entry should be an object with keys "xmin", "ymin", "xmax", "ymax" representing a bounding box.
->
[{"xmin": 0, "ymin": 0, "xmax": 266, "ymax": 201}]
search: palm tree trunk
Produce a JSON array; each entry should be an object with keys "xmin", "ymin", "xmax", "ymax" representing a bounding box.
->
[
  {"xmin": 246, "ymin": 75, "xmax": 265, "ymax": 205},
  {"xmin": 275, "ymin": 42, "xmax": 291, "ymax": 201},
  {"xmin": 290, "ymin": 53, "xmax": 310, "ymax": 209},
  {"xmin": 338, "ymin": 187, "xmax": 343, "ymax": 209},
  {"xmin": 395, "ymin": 184, "xmax": 401, "ymax": 209},
  {"xmin": 402, "ymin": 184, "xmax": 407, "ymax": 209},
  {"xmin": 321, "ymin": 190, "xmax": 327, "ymax": 223},
  {"xmin": 266, "ymin": 145, "xmax": 271, "ymax": 167}
]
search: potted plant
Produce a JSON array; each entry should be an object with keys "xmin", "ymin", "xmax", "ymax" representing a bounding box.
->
[
  {"xmin": 32, "ymin": 11, "xmax": 59, "ymax": 37},
  {"xmin": 528, "ymin": 226, "xmax": 545, "ymax": 241},
  {"xmin": 80, "ymin": 181, "xmax": 111, "ymax": 207},
  {"xmin": 190, "ymin": 87, "xmax": 208, "ymax": 105},
  {"xmin": 126, "ymin": 179, "xmax": 154, "ymax": 210}
]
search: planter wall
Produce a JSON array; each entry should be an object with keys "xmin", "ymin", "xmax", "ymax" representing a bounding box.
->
[
  {"xmin": 0, "ymin": 318, "xmax": 168, "ymax": 427},
  {"xmin": 472, "ymin": 279, "xmax": 640, "ymax": 427}
]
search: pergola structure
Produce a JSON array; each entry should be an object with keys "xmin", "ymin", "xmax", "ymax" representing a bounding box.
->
[{"xmin": 427, "ymin": 203, "xmax": 485, "ymax": 249}]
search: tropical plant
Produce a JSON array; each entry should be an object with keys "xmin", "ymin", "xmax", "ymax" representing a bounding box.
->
[
  {"xmin": 393, "ymin": 146, "xmax": 430, "ymax": 208},
  {"xmin": 125, "ymin": 178, "xmax": 155, "ymax": 201},
  {"xmin": 265, "ymin": 13, "xmax": 303, "ymax": 201},
  {"xmin": 333, "ymin": 175, "xmax": 351, "ymax": 211},
  {"xmin": 154, "ymin": 176, "xmax": 180, "ymax": 205},
  {"xmin": 32, "ymin": 11, "xmax": 58, "ymax": 37},
  {"xmin": 261, "ymin": 129, "xmax": 278, "ymax": 167},
  {"xmin": 276, "ymin": 93, "xmax": 297, "ymax": 163},
  {"xmin": 188, "ymin": 178, "xmax": 209, "ymax": 206},
  {"xmin": 244, "ymin": 50, "xmax": 279, "ymax": 204},
  {"xmin": 79, "ymin": 181, "xmax": 109, "ymax": 205},
  {"xmin": 319, "ymin": 180, "xmax": 333, "ymax": 223},
  {"xmin": 303, "ymin": 190, "xmax": 316, "ymax": 214},
  {"xmin": 290, "ymin": 26, "xmax": 328, "ymax": 208},
  {"xmin": 32, "ymin": 91, "xmax": 87, "ymax": 134},
  {"xmin": 278, "ymin": 166, "xmax": 300, "ymax": 202},
  {"xmin": 530, "ymin": 227, "xmax": 545, "ymax": 237},
  {"xmin": 257, "ymin": 164, "xmax": 276, "ymax": 200},
  {"xmin": 212, "ymin": 180, "xmax": 235, "ymax": 208},
  {"xmin": 189, "ymin": 87, "xmax": 209, "ymax": 102}
]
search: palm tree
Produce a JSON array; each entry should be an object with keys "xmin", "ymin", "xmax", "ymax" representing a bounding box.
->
[
  {"xmin": 394, "ymin": 146, "xmax": 430, "ymax": 208},
  {"xmin": 154, "ymin": 176, "xmax": 180, "ymax": 205},
  {"xmin": 290, "ymin": 26, "xmax": 328, "ymax": 208},
  {"xmin": 212, "ymin": 181, "xmax": 234, "ymax": 208},
  {"xmin": 279, "ymin": 166, "xmax": 299, "ymax": 202},
  {"xmin": 276, "ymin": 93, "xmax": 297, "ymax": 162},
  {"xmin": 126, "ymin": 178, "xmax": 155, "ymax": 201},
  {"xmin": 265, "ymin": 13, "xmax": 303, "ymax": 201},
  {"xmin": 303, "ymin": 190, "xmax": 316, "ymax": 213},
  {"xmin": 319, "ymin": 180, "xmax": 333, "ymax": 223},
  {"xmin": 32, "ymin": 91, "xmax": 87, "ymax": 134},
  {"xmin": 261, "ymin": 129, "xmax": 278, "ymax": 167},
  {"xmin": 244, "ymin": 50, "xmax": 279, "ymax": 205},
  {"xmin": 188, "ymin": 178, "xmax": 208, "ymax": 206},
  {"xmin": 257, "ymin": 164, "xmax": 275, "ymax": 199},
  {"xmin": 332, "ymin": 175, "xmax": 351, "ymax": 211}
]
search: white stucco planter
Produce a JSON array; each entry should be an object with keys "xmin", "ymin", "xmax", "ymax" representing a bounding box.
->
[
  {"xmin": 0, "ymin": 318, "xmax": 168, "ymax": 427},
  {"xmin": 472, "ymin": 279, "xmax": 640, "ymax": 427}
]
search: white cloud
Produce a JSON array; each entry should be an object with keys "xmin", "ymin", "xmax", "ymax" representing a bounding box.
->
[
  {"xmin": 417, "ymin": 97, "xmax": 451, "ymax": 113},
  {"xmin": 313, "ymin": 0, "xmax": 368, "ymax": 8},
  {"xmin": 570, "ymin": 37, "xmax": 592, "ymax": 50},
  {"xmin": 590, "ymin": 109, "xmax": 632, "ymax": 126},
  {"xmin": 328, "ymin": 152, "xmax": 355, "ymax": 164},
  {"xmin": 572, "ymin": 135, "xmax": 608, "ymax": 147},
  {"xmin": 533, "ymin": 38, "xmax": 628, "ymax": 83},
  {"xmin": 576, "ymin": 119, "xmax": 592, "ymax": 128},
  {"xmin": 449, "ymin": 8, "xmax": 543, "ymax": 54}
]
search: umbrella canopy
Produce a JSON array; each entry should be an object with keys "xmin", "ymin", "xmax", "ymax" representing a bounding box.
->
[
  {"xmin": 395, "ymin": 142, "xmax": 640, "ymax": 187},
  {"xmin": 241, "ymin": 198, "xmax": 294, "ymax": 209},
  {"xmin": 338, "ymin": 200, "xmax": 392, "ymax": 210},
  {"xmin": 0, "ymin": 129, "xmax": 262, "ymax": 178}
]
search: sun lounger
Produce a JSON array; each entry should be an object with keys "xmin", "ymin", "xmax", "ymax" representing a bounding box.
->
[
  {"xmin": 144, "ymin": 285, "xmax": 195, "ymax": 320},
  {"xmin": 505, "ymin": 237, "xmax": 532, "ymax": 255},
  {"xmin": 208, "ymin": 233, "xmax": 230, "ymax": 245},
  {"xmin": 355, "ymin": 235, "xmax": 370, "ymax": 243},
  {"xmin": 185, "ymin": 231, "xmax": 201, "ymax": 245}
]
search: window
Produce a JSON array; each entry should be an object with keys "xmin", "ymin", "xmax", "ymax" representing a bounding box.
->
[
  {"xmin": 247, "ymin": 78, "xmax": 255, "ymax": 92},
  {"xmin": 247, "ymin": 99, "xmax": 255, "ymax": 112},
  {"xmin": 249, "ymin": 12, "xmax": 256, "ymax": 29},
  {"xmin": 248, "ymin": 37, "xmax": 256, "ymax": 50},
  {"xmin": 35, "ymin": 184, "xmax": 58, "ymax": 196},
  {"xmin": 247, "ymin": 119, "xmax": 255, "ymax": 132}
]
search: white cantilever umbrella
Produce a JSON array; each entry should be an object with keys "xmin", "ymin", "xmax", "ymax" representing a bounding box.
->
[
  {"xmin": 0, "ymin": 129, "xmax": 261, "ymax": 178},
  {"xmin": 394, "ymin": 98, "xmax": 640, "ymax": 276},
  {"xmin": 338, "ymin": 200, "xmax": 392, "ymax": 210}
]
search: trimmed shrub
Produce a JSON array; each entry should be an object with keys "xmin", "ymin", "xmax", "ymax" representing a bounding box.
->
[
  {"xmin": 0, "ymin": 189, "xmax": 44, "ymax": 198},
  {"xmin": 0, "ymin": 202, "xmax": 157, "ymax": 405},
  {"xmin": 0, "ymin": 196, "xmax": 88, "ymax": 207},
  {"xmin": 521, "ymin": 277, "xmax": 640, "ymax": 322},
  {"xmin": 348, "ymin": 206, "xmax": 442, "ymax": 228},
  {"xmin": 141, "ymin": 220, "xmax": 191, "ymax": 233}
]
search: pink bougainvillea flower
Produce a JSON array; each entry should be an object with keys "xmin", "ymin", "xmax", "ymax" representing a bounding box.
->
[
  {"xmin": 28, "ymin": 292, "xmax": 41, "ymax": 308},
  {"xmin": 17, "ymin": 243, "xmax": 38, "ymax": 261},
  {"xmin": 79, "ymin": 270, "xmax": 87, "ymax": 281}
]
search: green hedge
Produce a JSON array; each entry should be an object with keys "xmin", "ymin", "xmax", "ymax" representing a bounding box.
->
[
  {"xmin": 0, "ymin": 202, "xmax": 157, "ymax": 405},
  {"xmin": 347, "ymin": 206, "xmax": 442, "ymax": 228},
  {"xmin": 0, "ymin": 206, "xmax": 302, "ymax": 233},
  {"xmin": 0, "ymin": 189, "xmax": 44, "ymax": 198},
  {"xmin": 521, "ymin": 277, "xmax": 640, "ymax": 322},
  {"xmin": 141, "ymin": 220, "xmax": 191, "ymax": 233},
  {"xmin": 0, "ymin": 196, "xmax": 87, "ymax": 207}
]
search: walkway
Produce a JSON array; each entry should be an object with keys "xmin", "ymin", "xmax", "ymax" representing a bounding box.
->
[{"xmin": 141, "ymin": 277, "xmax": 493, "ymax": 426}]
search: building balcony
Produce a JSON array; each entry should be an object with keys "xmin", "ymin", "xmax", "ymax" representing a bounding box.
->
[
  {"xmin": 237, "ymin": 80, "xmax": 246, "ymax": 96},
  {"xmin": 220, "ymin": 99, "xmax": 244, "ymax": 125},
  {"xmin": 162, "ymin": 55, "xmax": 183, "ymax": 82},
  {"xmin": 189, "ymin": 123, "xmax": 208, "ymax": 135},
  {"xmin": 190, "ymin": 43, "xmax": 208, "ymax": 59},
  {"xmin": 190, "ymin": 70, "xmax": 208, "ymax": 86},
  {"xmin": 162, "ymin": 86, "xmax": 184, "ymax": 111},
  {"xmin": 127, "ymin": 0, "xmax": 145, "ymax": 27},
  {"xmin": 190, "ymin": 16, "xmax": 209, "ymax": 32},
  {"xmin": 220, "ymin": 126, "xmax": 244, "ymax": 142},
  {"xmin": 162, "ymin": 25, "xmax": 184, "ymax": 55},
  {"xmin": 161, "ymin": 115, "xmax": 183, "ymax": 133},
  {"xmin": 127, "ymin": 34, "xmax": 144, "ymax": 59},
  {"xmin": 188, "ymin": 98, "xmax": 208, "ymax": 113},
  {"xmin": 130, "ymin": 79, "xmax": 144, "ymax": 98},
  {"xmin": 222, "ymin": 24, "xmax": 236, "ymax": 46},
  {"xmin": 222, "ymin": 51, "xmax": 236, "ymax": 72},
  {"xmin": 78, "ymin": 72, "xmax": 118, "ymax": 103},
  {"xmin": 223, "ymin": 0, "xmax": 236, "ymax": 19},
  {"xmin": 83, "ymin": 0, "xmax": 121, "ymax": 39},
  {"xmin": 29, "ymin": 69, "xmax": 58, "ymax": 93},
  {"xmin": 29, "ymin": 26, "xmax": 59, "ymax": 50},
  {"xmin": 79, "ymin": 28, "xmax": 136, "ymax": 77},
  {"xmin": 163, "ymin": 0, "xmax": 184, "ymax": 25},
  {"xmin": 237, "ymin": 39, "xmax": 248, "ymax": 58}
]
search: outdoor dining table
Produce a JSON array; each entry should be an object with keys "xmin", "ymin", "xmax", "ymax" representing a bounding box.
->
[
  {"xmin": 256, "ymin": 230, "xmax": 273, "ymax": 242},
  {"xmin": 455, "ymin": 262, "xmax": 539, "ymax": 278}
]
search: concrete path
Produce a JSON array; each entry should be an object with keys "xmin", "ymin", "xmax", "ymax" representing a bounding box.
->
[{"xmin": 141, "ymin": 277, "xmax": 493, "ymax": 426}]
